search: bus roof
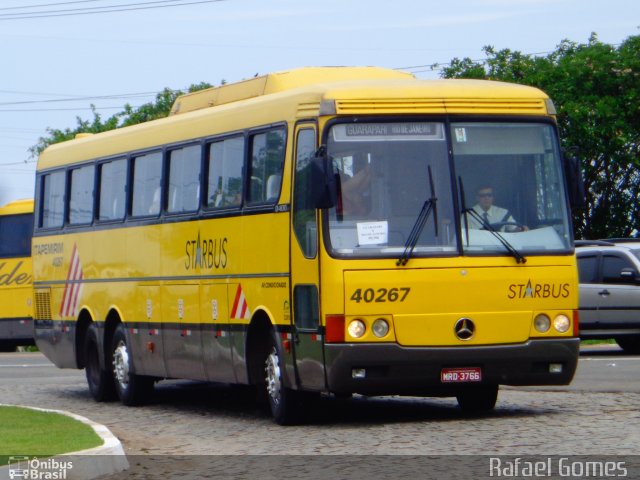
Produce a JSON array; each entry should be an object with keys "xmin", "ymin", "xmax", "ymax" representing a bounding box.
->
[
  {"xmin": 38, "ymin": 67, "xmax": 554, "ymax": 170},
  {"xmin": 0, "ymin": 199, "xmax": 34, "ymax": 216},
  {"xmin": 169, "ymin": 66, "xmax": 415, "ymax": 115}
]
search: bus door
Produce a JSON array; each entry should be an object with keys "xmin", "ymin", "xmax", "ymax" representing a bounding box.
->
[{"xmin": 289, "ymin": 125, "xmax": 326, "ymax": 390}]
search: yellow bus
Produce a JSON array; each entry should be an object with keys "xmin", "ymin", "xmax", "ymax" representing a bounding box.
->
[
  {"xmin": 33, "ymin": 67, "xmax": 581, "ymax": 424},
  {"xmin": 0, "ymin": 199, "xmax": 34, "ymax": 352}
]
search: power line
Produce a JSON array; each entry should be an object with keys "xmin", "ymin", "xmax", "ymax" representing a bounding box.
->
[
  {"xmin": 0, "ymin": 0, "xmax": 199, "ymax": 16},
  {"xmin": 400, "ymin": 43, "xmax": 623, "ymax": 76},
  {"xmin": 0, "ymin": 1, "xmax": 106, "ymax": 11},
  {"xmin": 0, "ymin": 88, "xmax": 101, "ymax": 97},
  {"xmin": 0, "ymin": 160, "xmax": 36, "ymax": 166},
  {"xmin": 0, "ymin": 83, "xmax": 201, "ymax": 110},
  {"xmin": 0, "ymin": 105, "xmax": 143, "ymax": 112},
  {"xmin": 0, "ymin": 0, "xmax": 226, "ymax": 20},
  {"xmin": 0, "ymin": 92, "xmax": 156, "ymax": 106}
]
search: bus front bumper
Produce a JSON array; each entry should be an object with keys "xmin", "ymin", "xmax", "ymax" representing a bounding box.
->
[{"xmin": 324, "ymin": 338, "xmax": 579, "ymax": 396}]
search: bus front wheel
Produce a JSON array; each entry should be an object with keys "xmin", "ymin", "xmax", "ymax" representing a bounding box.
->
[
  {"xmin": 111, "ymin": 324, "xmax": 154, "ymax": 406},
  {"xmin": 456, "ymin": 385, "xmax": 498, "ymax": 414},
  {"xmin": 264, "ymin": 334, "xmax": 303, "ymax": 425}
]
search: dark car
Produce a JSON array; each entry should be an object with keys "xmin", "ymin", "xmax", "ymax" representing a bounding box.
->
[{"xmin": 576, "ymin": 239, "xmax": 640, "ymax": 353}]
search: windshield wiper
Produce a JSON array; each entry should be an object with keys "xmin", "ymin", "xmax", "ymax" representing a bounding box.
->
[
  {"xmin": 458, "ymin": 177, "xmax": 526, "ymax": 264},
  {"xmin": 397, "ymin": 166, "xmax": 438, "ymax": 266},
  {"xmin": 461, "ymin": 207, "xmax": 527, "ymax": 264}
]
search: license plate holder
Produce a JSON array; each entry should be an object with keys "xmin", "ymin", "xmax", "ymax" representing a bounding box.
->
[{"xmin": 441, "ymin": 367, "xmax": 482, "ymax": 383}]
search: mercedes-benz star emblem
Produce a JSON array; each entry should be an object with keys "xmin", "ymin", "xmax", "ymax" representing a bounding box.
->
[{"xmin": 454, "ymin": 318, "xmax": 475, "ymax": 340}]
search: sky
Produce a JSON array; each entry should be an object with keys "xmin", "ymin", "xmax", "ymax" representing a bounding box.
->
[{"xmin": 1, "ymin": 0, "xmax": 638, "ymax": 205}]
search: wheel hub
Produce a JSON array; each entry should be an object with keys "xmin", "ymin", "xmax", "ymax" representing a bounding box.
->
[
  {"xmin": 113, "ymin": 341, "xmax": 130, "ymax": 387},
  {"xmin": 265, "ymin": 347, "xmax": 282, "ymax": 405}
]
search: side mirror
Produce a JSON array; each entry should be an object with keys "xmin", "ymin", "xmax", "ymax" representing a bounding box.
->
[
  {"xmin": 563, "ymin": 150, "xmax": 586, "ymax": 210},
  {"xmin": 620, "ymin": 268, "xmax": 640, "ymax": 284},
  {"xmin": 311, "ymin": 147, "xmax": 337, "ymax": 209}
]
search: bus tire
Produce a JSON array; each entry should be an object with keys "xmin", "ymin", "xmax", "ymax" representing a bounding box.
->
[
  {"xmin": 456, "ymin": 385, "xmax": 498, "ymax": 414},
  {"xmin": 264, "ymin": 333, "xmax": 303, "ymax": 425},
  {"xmin": 84, "ymin": 324, "xmax": 116, "ymax": 402},
  {"xmin": 111, "ymin": 324, "xmax": 154, "ymax": 406}
]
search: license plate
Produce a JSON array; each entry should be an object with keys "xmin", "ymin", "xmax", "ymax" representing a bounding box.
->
[{"xmin": 441, "ymin": 367, "xmax": 482, "ymax": 383}]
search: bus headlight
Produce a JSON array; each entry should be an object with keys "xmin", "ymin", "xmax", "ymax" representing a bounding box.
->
[
  {"xmin": 534, "ymin": 314, "xmax": 550, "ymax": 333},
  {"xmin": 372, "ymin": 318, "xmax": 389, "ymax": 338},
  {"xmin": 553, "ymin": 314, "xmax": 571, "ymax": 333},
  {"xmin": 348, "ymin": 319, "xmax": 366, "ymax": 338}
]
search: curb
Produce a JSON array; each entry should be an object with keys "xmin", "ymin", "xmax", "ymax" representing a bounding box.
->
[{"xmin": 0, "ymin": 404, "xmax": 129, "ymax": 479}]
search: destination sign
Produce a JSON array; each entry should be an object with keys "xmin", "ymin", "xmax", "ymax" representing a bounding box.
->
[{"xmin": 331, "ymin": 122, "xmax": 444, "ymax": 142}]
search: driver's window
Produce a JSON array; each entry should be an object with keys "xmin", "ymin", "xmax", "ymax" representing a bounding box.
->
[{"xmin": 293, "ymin": 128, "xmax": 317, "ymax": 258}]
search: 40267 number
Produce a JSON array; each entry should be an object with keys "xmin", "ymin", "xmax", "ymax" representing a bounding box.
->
[{"xmin": 350, "ymin": 287, "xmax": 411, "ymax": 303}]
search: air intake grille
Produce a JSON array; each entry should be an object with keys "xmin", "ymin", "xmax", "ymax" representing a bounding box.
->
[
  {"xmin": 334, "ymin": 98, "xmax": 547, "ymax": 115},
  {"xmin": 34, "ymin": 288, "xmax": 52, "ymax": 321}
]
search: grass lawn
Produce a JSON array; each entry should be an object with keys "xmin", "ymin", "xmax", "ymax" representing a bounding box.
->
[
  {"xmin": 0, "ymin": 405, "xmax": 103, "ymax": 464},
  {"xmin": 580, "ymin": 339, "xmax": 616, "ymax": 345}
]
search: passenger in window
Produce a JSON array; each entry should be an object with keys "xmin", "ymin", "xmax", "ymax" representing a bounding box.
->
[
  {"xmin": 148, "ymin": 187, "xmax": 161, "ymax": 215},
  {"xmin": 340, "ymin": 158, "xmax": 372, "ymax": 216},
  {"xmin": 464, "ymin": 186, "xmax": 527, "ymax": 232}
]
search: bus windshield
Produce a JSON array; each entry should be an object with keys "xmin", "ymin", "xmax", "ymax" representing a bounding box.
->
[{"xmin": 325, "ymin": 121, "xmax": 572, "ymax": 258}]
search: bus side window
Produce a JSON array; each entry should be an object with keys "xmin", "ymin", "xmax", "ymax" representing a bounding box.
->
[
  {"xmin": 207, "ymin": 136, "xmax": 244, "ymax": 209},
  {"xmin": 98, "ymin": 159, "xmax": 127, "ymax": 221},
  {"xmin": 168, "ymin": 145, "xmax": 201, "ymax": 214},
  {"xmin": 247, "ymin": 128, "xmax": 285, "ymax": 205},
  {"xmin": 0, "ymin": 214, "xmax": 33, "ymax": 256},
  {"xmin": 132, "ymin": 152, "xmax": 162, "ymax": 217},
  {"xmin": 69, "ymin": 165, "xmax": 95, "ymax": 225},
  {"xmin": 40, "ymin": 171, "xmax": 65, "ymax": 229}
]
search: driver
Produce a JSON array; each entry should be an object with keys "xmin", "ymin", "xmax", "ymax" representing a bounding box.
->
[{"xmin": 464, "ymin": 186, "xmax": 527, "ymax": 232}]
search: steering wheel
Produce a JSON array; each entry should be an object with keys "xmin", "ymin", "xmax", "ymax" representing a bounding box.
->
[{"xmin": 485, "ymin": 221, "xmax": 527, "ymax": 232}]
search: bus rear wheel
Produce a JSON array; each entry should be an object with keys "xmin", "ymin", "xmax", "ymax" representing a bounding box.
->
[
  {"xmin": 111, "ymin": 324, "xmax": 154, "ymax": 406},
  {"xmin": 456, "ymin": 385, "xmax": 498, "ymax": 414},
  {"xmin": 84, "ymin": 323, "xmax": 116, "ymax": 402},
  {"xmin": 264, "ymin": 334, "xmax": 304, "ymax": 425}
]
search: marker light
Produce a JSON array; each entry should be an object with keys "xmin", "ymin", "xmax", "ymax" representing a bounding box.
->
[
  {"xmin": 348, "ymin": 319, "xmax": 366, "ymax": 338},
  {"xmin": 553, "ymin": 314, "xmax": 571, "ymax": 333},
  {"xmin": 534, "ymin": 314, "xmax": 551, "ymax": 333},
  {"xmin": 372, "ymin": 318, "xmax": 390, "ymax": 338},
  {"xmin": 325, "ymin": 315, "xmax": 345, "ymax": 343}
]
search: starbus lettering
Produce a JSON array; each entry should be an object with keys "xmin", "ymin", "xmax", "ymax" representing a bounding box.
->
[
  {"xmin": 0, "ymin": 261, "xmax": 32, "ymax": 286},
  {"xmin": 185, "ymin": 231, "xmax": 228, "ymax": 270},
  {"xmin": 507, "ymin": 280, "xmax": 570, "ymax": 299}
]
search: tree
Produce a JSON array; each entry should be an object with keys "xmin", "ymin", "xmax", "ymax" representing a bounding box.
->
[
  {"xmin": 29, "ymin": 82, "xmax": 212, "ymax": 158},
  {"xmin": 440, "ymin": 33, "xmax": 640, "ymax": 239}
]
